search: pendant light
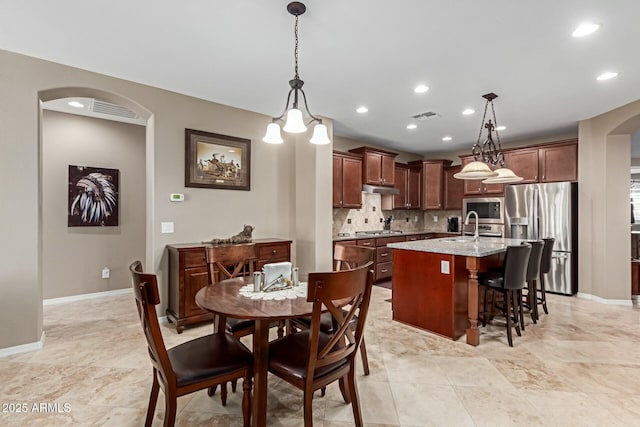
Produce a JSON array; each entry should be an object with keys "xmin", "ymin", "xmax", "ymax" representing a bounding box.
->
[
  {"xmin": 454, "ymin": 93, "xmax": 522, "ymax": 183},
  {"xmin": 262, "ymin": 2, "xmax": 330, "ymax": 145}
]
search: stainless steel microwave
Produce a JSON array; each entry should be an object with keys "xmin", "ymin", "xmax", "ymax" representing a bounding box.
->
[{"xmin": 462, "ymin": 197, "xmax": 504, "ymax": 224}]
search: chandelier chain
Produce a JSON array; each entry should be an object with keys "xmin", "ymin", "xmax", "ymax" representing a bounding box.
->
[{"xmin": 294, "ymin": 15, "xmax": 299, "ymax": 79}]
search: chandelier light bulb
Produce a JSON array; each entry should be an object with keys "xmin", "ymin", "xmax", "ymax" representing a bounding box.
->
[
  {"xmin": 309, "ymin": 123, "xmax": 331, "ymax": 145},
  {"xmin": 263, "ymin": 122, "xmax": 284, "ymax": 144},
  {"xmin": 283, "ymin": 108, "xmax": 307, "ymax": 133}
]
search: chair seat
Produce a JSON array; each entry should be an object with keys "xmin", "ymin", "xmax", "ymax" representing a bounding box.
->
[
  {"xmin": 169, "ymin": 333, "xmax": 253, "ymax": 388},
  {"xmin": 294, "ymin": 310, "xmax": 357, "ymax": 334},
  {"xmin": 268, "ymin": 330, "xmax": 348, "ymax": 382},
  {"xmin": 226, "ymin": 317, "xmax": 256, "ymax": 334},
  {"xmin": 478, "ymin": 271, "xmax": 505, "ymax": 289}
]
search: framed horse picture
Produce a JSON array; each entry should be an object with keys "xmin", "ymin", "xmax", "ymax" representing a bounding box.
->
[{"xmin": 185, "ymin": 129, "xmax": 251, "ymax": 191}]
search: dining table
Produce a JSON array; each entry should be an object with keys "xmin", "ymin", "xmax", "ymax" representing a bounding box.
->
[{"xmin": 195, "ymin": 277, "xmax": 314, "ymax": 427}]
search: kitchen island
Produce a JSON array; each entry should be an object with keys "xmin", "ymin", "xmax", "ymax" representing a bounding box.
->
[{"xmin": 388, "ymin": 236, "xmax": 526, "ymax": 345}]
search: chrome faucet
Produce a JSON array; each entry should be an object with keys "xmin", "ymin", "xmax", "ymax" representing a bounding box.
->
[{"xmin": 465, "ymin": 210, "xmax": 479, "ymax": 242}]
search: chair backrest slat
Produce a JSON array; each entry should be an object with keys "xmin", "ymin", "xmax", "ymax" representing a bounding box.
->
[
  {"xmin": 305, "ymin": 262, "xmax": 374, "ymax": 377},
  {"xmin": 334, "ymin": 244, "xmax": 375, "ymax": 271},
  {"xmin": 205, "ymin": 244, "xmax": 257, "ymax": 283},
  {"xmin": 129, "ymin": 261, "xmax": 176, "ymax": 385}
]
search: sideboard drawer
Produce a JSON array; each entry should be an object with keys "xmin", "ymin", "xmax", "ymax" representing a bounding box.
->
[
  {"xmin": 257, "ymin": 243, "xmax": 290, "ymax": 262},
  {"xmin": 183, "ymin": 249, "xmax": 206, "ymax": 268}
]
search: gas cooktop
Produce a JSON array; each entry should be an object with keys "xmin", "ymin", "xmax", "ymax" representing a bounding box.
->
[{"xmin": 355, "ymin": 230, "xmax": 403, "ymax": 236}]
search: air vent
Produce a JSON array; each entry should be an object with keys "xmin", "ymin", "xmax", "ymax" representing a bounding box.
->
[
  {"xmin": 411, "ymin": 111, "xmax": 438, "ymax": 120},
  {"xmin": 92, "ymin": 100, "xmax": 138, "ymax": 119}
]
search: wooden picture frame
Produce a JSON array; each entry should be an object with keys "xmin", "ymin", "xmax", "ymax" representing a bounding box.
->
[{"xmin": 185, "ymin": 129, "xmax": 251, "ymax": 191}]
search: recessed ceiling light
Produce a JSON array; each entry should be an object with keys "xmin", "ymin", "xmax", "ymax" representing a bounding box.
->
[
  {"xmin": 356, "ymin": 106, "xmax": 368, "ymax": 114},
  {"xmin": 414, "ymin": 84, "xmax": 429, "ymax": 94},
  {"xmin": 68, "ymin": 101, "xmax": 84, "ymax": 108},
  {"xmin": 406, "ymin": 124, "xmax": 417, "ymax": 130},
  {"xmin": 596, "ymin": 71, "xmax": 618, "ymax": 81},
  {"xmin": 496, "ymin": 125, "xmax": 506, "ymax": 131},
  {"xmin": 442, "ymin": 136, "xmax": 452, "ymax": 141},
  {"xmin": 462, "ymin": 108, "xmax": 475, "ymax": 116},
  {"xmin": 228, "ymin": 149, "xmax": 235, "ymax": 153},
  {"xmin": 572, "ymin": 23, "xmax": 600, "ymax": 37}
]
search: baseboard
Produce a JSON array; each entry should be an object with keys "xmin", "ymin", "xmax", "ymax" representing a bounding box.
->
[
  {"xmin": 43, "ymin": 288, "xmax": 132, "ymax": 306},
  {"xmin": 576, "ymin": 292, "xmax": 633, "ymax": 306},
  {"xmin": 0, "ymin": 331, "xmax": 45, "ymax": 358}
]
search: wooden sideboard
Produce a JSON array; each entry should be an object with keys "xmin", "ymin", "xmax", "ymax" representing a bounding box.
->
[{"xmin": 166, "ymin": 238, "xmax": 292, "ymax": 333}]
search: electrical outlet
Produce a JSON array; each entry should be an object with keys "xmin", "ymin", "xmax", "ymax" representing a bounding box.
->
[
  {"xmin": 102, "ymin": 267, "xmax": 110, "ymax": 279},
  {"xmin": 406, "ymin": 217, "xmax": 409, "ymax": 222},
  {"xmin": 364, "ymin": 218, "xmax": 369, "ymax": 224},
  {"xmin": 440, "ymin": 260, "xmax": 450, "ymax": 274},
  {"xmin": 347, "ymin": 219, "xmax": 351, "ymax": 224},
  {"xmin": 414, "ymin": 215, "xmax": 419, "ymax": 222},
  {"xmin": 433, "ymin": 215, "xmax": 438, "ymax": 223},
  {"xmin": 379, "ymin": 218, "xmax": 383, "ymax": 223}
]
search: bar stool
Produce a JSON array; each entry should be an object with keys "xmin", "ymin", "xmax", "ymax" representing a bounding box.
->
[
  {"xmin": 479, "ymin": 244, "xmax": 531, "ymax": 347},
  {"xmin": 522, "ymin": 240, "xmax": 544, "ymax": 328},
  {"xmin": 536, "ymin": 237, "xmax": 555, "ymax": 316}
]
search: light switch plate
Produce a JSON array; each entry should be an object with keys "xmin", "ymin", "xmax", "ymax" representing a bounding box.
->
[
  {"xmin": 161, "ymin": 222, "xmax": 174, "ymax": 233},
  {"xmin": 440, "ymin": 260, "xmax": 450, "ymax": 274}
]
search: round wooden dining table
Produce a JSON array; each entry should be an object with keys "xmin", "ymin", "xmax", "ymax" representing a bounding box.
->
[{"xmin": 195, "ymin": 277, "xmax": 314, "ymax": 427}]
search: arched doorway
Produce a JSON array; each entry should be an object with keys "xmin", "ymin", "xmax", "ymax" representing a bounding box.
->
[
  {"xmin": 578, "ymin": 99, "xmax": 640, "ymax": 303},
  {"xmin": 38, "ymin": 87, "xmax": 154, "ymax": 301}
]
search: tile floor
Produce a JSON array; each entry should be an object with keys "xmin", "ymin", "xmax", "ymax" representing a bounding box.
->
[{"xmin": 1, "ymin": 285, "xmax": 640, "ymax": 426}]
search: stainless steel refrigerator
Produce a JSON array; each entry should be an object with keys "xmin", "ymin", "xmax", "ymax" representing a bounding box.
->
[{"xmin": 504, "ymin": 182, "xmax": 578, "ymax": 295}]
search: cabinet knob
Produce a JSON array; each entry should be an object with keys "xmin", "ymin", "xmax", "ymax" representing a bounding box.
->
[
  {"xmin": 534, "ymin": 175, "xmax": 537, "ymax": 180},
  {"xmin": 272, "ymin": 249, "xmax": 277, "ymax": 254},
  {"xmin": 542, "ymin": 175, "xmax": 545, "ymax": 180}
]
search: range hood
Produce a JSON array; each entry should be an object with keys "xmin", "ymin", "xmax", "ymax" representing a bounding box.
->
[{"xmin": 362, "ymin": 184, "xmax": 400, "ymax": 195}]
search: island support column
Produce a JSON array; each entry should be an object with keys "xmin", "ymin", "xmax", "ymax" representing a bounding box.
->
[{"xmin": 466, "ymin": 256, "xmax": 480, "ymax": 346}]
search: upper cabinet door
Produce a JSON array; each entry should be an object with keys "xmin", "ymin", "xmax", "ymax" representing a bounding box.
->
[
  {"xmin": 394, "ymin": 165, "xmax": 408, "ymax": 209},
  {"xmin": 423, "ymin": 162, "xmax": 444, "ymax": 209},
  {"xmin": 407, "ymin": 167, "xmax": 421, "ymax": 209},
  {"xmin": 333, "ymin": 152, "xmax": 362, "ymax": 208},
  {"xmin": 364, "ymin": 152, "xmax": 382, "ymax": 185},
  {"xmin": 381, "ymin": 155, "xmax": 395, "ymax": 186},
  {"xmin": 332, "ymin": 155, "xmax": 343, "ymax": 207},
  {"xmin": 443, "ymin": 165, "xmax": 463, "ymax": 210},
  {"xmin": 341, "ymin": 157, "xmax": 363, "ymax": 208},
  {"xmin": 539, "ymin": 142, "xmax": 577, "ymax": 182},
  {"xmin": 504, "ymin": 149, "xmax": 539, "ymax": 183}
]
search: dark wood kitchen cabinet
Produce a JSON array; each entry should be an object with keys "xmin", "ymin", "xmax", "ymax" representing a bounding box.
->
[
  {"xmin": 504, "ymin": 148, "xmax": 539, "ymax": 183},
  {"xmin": 539, "ymin": 141, "xmax": 577, "ymax": 182},
  {"xmin": 394, "ymin": 163, "xmax": 421, "ymax": 209},
  {"xmin": 333, "ymin": 151, "xmax": 362, "ymax": 208},
  {"xmin": 409, "ymin": 159, "xmax": 452, "ymax": 209},
  {"xmin": 443, "ymin": 165, "xmax": 464, "ymax": 209},
  {"xmin": 349, "ymin": 146, "xmax": 398, "ymax": 186},
  {"xmin": 167, "ymin": 239, "xmax": 292, "ymax": 332}
]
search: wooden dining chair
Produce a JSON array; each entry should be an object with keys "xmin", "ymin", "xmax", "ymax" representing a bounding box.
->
[
  {"xmin": 268, "ymin": 262, "xmax": 375, "ymax": 426},
  {"xmin": 129, "ymin": 261, "xmax": 253, "ymax": 427},
  {"xmin": 292, "ymin": 244, "xmax": 375, "ymax": 376},
  {"xmin": 205, "ymin": 244, "xmax": 258, "ymax": 339}
]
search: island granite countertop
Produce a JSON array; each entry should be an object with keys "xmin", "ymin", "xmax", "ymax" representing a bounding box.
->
[{"xmin": 388, "ymin": 236, "xmax": 529, "ymax": 257}]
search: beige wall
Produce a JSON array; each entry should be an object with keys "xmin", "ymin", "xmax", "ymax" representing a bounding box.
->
[
  {"xmin": 0, "ymin": 49, "xmax": 331, "ymax": 350},
  {"xmin": 42, "ymin": 110, "xmax": 146, "ymax": 299},
  {"xmin": 578, "ymin": 99, "xmax": 640, "ymax": 301}
]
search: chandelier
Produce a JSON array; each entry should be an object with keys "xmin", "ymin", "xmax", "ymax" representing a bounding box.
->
[
  {"xmin": 454, "ymin": 93, "xmax": 522, "ymax": 183},
  {"xmin": 262, "ymin": 2, "xmax": 330, "ymax": 145}
]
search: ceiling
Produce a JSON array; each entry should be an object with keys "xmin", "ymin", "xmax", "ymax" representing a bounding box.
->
[{"xmin": 2, "ymin": 0, "xmax": 640, "ymax": 156}]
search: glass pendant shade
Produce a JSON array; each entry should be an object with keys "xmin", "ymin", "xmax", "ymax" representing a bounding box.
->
[
  {"xmin": 309, "ymin": 123, "xmax": 330, "ymax": 145},
  {"xmin": 453, "ymin": 161, "xmax": 498, "ymax": 180},
  {"xmin": 262, "ymin": 122, "xmax": 284, "ymax": 144},
  {"xmin": 481, "ymin": 167, "xmax": 524, "ymax": 184},
  {"xmin": 282, "ymin": 108, "xmax": 307, "ymax": 133}
]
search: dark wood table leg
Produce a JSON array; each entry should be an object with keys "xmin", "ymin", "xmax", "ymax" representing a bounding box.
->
[
  {"xmin": 252, "ymin": 319, "xmax": 270, "ymax": 427},
  {"xmin": 466, "ymin": 256, "xmax": 480, "ymax": 346}
]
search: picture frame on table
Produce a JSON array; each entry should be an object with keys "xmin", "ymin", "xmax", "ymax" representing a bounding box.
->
[{"xmin": 185, "ymin": 128, "xmax": 251, "ymax": 191}]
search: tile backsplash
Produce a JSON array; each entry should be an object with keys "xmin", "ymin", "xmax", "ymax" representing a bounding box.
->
[{"xmin": 332, "ymin": 192, "xmax": 462, "ymax": 236}]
